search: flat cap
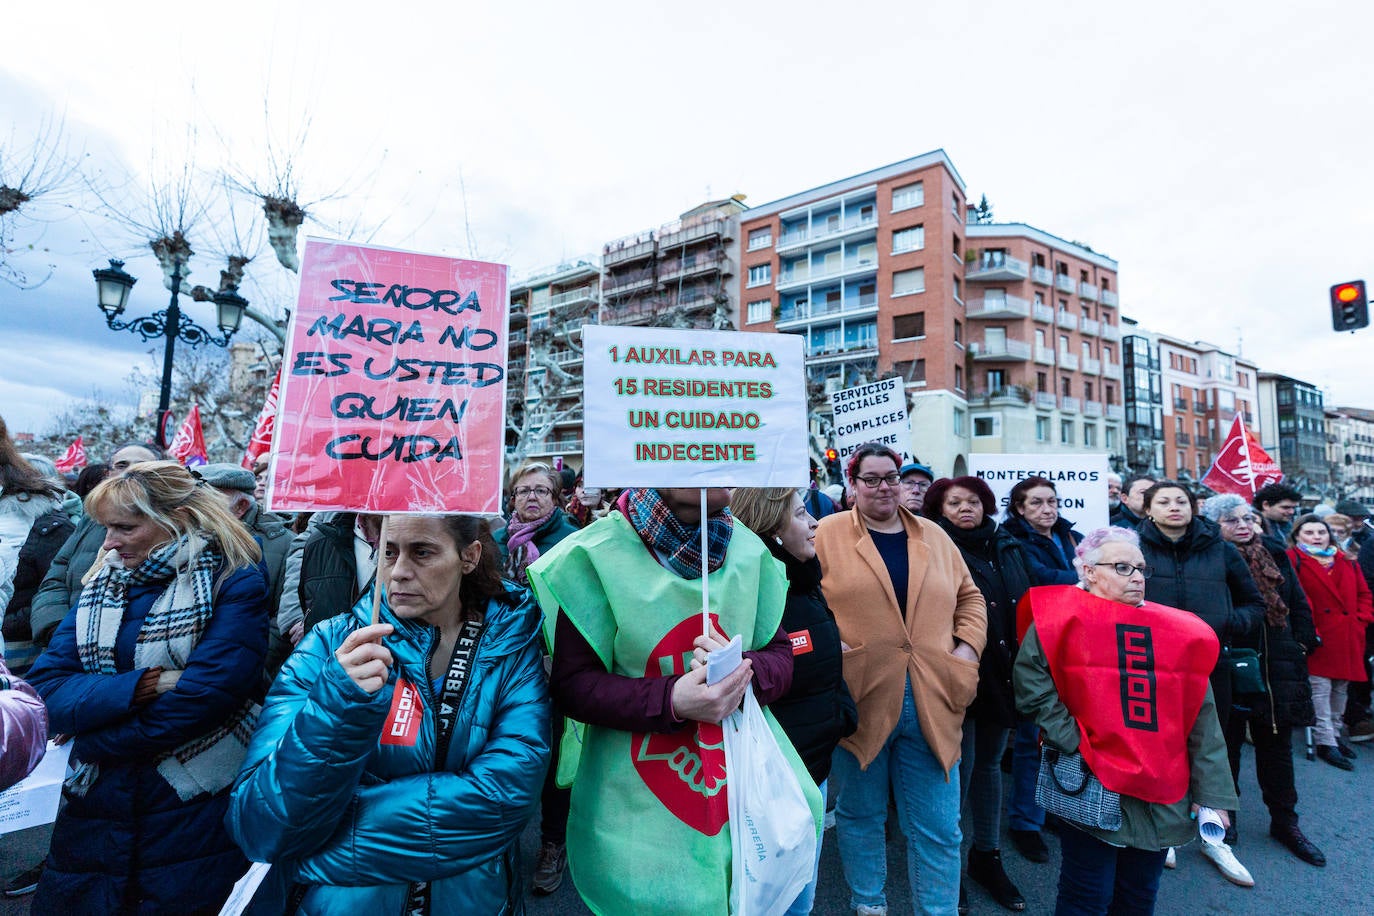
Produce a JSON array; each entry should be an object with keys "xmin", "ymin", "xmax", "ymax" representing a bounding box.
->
[{"xmin": 197, "ymin": 463, "xmax": 256, "ymax": 494}]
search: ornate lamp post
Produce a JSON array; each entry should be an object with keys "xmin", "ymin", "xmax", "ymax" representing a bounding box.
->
[{"xmin": 93, "ymin": 257, "xmax": 245, "ymax": 448}]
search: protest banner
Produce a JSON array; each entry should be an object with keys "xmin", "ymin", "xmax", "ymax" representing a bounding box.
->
[
  {"xmin": 240, "ymin": 368, "xmax": 281, "ymax": 469},
  {"xmin": 581, "ymin": 325, "xmax": 808, "ymax": 488},
  {"xmin": 1202, "ymin": 414, "xmax": 1281, "ymax": 497},
  {"xmin": 267, "ymin": 238, "xmax": 508, "ymax": 515},
  {"xmin": 968, "ymin": 453, "xmax": 1112, "ymax": 531},
  {"xmin": 828, "ymin": 376, "xmax": 912, "ymax": 463}
]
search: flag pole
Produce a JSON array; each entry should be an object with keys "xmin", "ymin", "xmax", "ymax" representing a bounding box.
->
[
  {"xmin": 701, "ymin": 488, "xmax": 710, "ymax": 639},
  {"xmin": 371, "ymin": 515, "xmax": 389, "ymax": 626}
]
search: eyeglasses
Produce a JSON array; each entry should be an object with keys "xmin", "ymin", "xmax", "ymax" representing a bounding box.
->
[
  {"xmin": 1094, "ymin": 562, "xmax": 1154, "ymax": 579},
  {"xmin": 513, "ymin": 486, "xmax": 554, "ymax": 498},
  {"xmin": 1220, "ymin": 515, "xmax": 1259, "ymax": 527},
  {"xmin": 900, "ymin": 478, "xmax": 931, "ymax": 491},
  {"xmin": 856, "ymin": 474, "xmax": 901, "ymax": 489}
]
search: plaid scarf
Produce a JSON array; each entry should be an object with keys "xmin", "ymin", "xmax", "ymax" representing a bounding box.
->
[
  {"xmin": 71, "ymin": 534, "xmax": 259, "ymax": 801},
  {"xmin": 622, "ymin": 487, "xmax": 733, "ymax": 579}
]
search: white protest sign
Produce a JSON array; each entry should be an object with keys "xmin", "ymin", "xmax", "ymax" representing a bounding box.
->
[
  {"xmin": 0, "ymin": 741, "xmax": 71, "ymax": 835},
  {"xmin": 968, "ymin": 453, "xmax": 1112, "ymax": 532},
  {"xmin": 581, "ymin": 325, "xmax": 808, "ymax": 487},
  {"xmin": 829, "ymin": 377, "xmax": 912, "ymax": 462}
]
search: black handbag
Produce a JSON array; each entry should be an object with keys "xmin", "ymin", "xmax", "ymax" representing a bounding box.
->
[
  {"xmin": 1225, "ymin": 647, "xmax": 1266, "ymax": 695},
  {"xmin": 1034, "ymin": 746, "xmax": 1123, "ymax": 831}
]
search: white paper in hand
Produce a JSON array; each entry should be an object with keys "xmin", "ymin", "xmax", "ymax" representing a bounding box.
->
[{"xmin": 705, "ymin": 634, "xmax": 743, "ymax": 685}]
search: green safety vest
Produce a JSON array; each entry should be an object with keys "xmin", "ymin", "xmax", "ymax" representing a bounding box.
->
[{"xmin": 528, "ymin": 512, "xmax": 821, "ymax": 915}]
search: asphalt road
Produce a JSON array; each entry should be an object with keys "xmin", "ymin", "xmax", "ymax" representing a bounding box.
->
[{"xmin": 0, "ymin": 733, "xmax": 1363, "ymax": 914}]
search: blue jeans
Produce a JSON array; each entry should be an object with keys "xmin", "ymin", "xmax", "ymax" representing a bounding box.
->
[
  {"xmin": 1007, "ymin": 719, "xmax": 1045, "ymax": 831},
  {"xmin": 1055, "ymin": 826, "xmax": 1166, "ymax": 916},
  {"xmin": 833, "ymin": 679, "xmax": 962, "ymax": 915},
  {"xmin": 784, "ymin": 780, "xmax": 827, "ymax": 915}
]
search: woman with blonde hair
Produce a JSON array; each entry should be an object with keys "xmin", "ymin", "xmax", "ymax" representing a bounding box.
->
[{"xmin": 26, "ymin": 461, "xmax": 269, "ymax": 915}]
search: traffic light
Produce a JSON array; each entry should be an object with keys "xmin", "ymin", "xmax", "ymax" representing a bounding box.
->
[
  {"xmin": 1331, "ymin": 280, "xmax": 1369, "ymax": 332},
  {"xmin": 824, "ymin": 448, "xmax": 841, "ymax": 484}
]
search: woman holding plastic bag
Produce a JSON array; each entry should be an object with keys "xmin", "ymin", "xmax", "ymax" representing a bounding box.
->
[{"xmin": 529, "ymin": 486, "xmax": 822, "ymax": 915}]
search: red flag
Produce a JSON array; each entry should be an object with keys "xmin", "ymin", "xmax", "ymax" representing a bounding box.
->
[
  {"xmin": 241, "ymin": 368, "xmax": 281, "ymax": 469},
  {"xmin": 169, "ymin": 406, "xmax": 209, "ymax": 467},
  {"xmin": 1202, "ymin": 413, "xmax": 1282, "ymax": 497},
  {"xmin": 53, "ymin": 436, "xmax": 87, "ymax": 473}
]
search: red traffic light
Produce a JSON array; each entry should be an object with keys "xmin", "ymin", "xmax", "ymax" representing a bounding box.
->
[
  {"xmin": 825, "ymin": 448, "xmax": 838, "ymax": 461},
  {"xmin": 1331, "ymin": 280, "xmax": 1369, "ymax": 332}
]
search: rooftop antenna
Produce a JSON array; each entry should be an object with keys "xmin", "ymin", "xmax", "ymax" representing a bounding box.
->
[{"xmin": 1235, "ymin": 325, "xmax": 1243, "ymax": 357}]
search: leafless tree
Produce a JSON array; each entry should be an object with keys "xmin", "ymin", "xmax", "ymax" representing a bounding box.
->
[{"xmin": 0, "ymin": 113, "xmax": 82, "ymax": 289}]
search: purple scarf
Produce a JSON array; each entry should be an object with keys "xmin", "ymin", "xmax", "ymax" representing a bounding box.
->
[{"xmin": 504, "ymin": 510, "xmax": 554, "ymax": 579}]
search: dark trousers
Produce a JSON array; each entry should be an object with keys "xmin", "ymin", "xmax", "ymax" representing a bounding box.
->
[
  {"xmin": 1055, "ymin": 826, "xmax": 1167, "ymax": 916},
  {"xmin": 1224, "ymin": 714, "xmax": 1298, "ymax": 828},
  {"xmin": 540, "ymin": 713, "xmax": 571, "ymax": 844}
]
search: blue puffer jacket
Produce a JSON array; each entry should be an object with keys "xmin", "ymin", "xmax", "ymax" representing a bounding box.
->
[
  {"xmin": 227, "ymin": 581, "xmax": 551, "ymax": 916},
  {"xmin": 25, "ymin": 562, "xmax": 270, "ymax": 916}
]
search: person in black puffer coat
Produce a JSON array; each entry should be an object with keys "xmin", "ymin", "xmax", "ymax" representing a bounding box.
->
[
  {"xmin": 1201, "ymin": 494, "xmax": 1324, "ymax": 867},
  {"xmin": 924, "ymin": 476, "xmax": 1033, "ymax": 913},
  {"xmin": 3, "ymin": 507, "xmax": 75, "ymax": 673},
  {"xmin": 731, "ymin": 486, "xmax": 857, "ymax": 916}
]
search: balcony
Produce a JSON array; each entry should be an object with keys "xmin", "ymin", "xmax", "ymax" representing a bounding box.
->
[
  {"xmin": 1079, "ymin": 316, "xmax": 1101, "ymax": 335},
  {"xmin": 1079, "ymin": 282, "xmax": 1099, "ymax": 301},
  {"xmin": 1106, "ymin": 403, "xmax": 1124, "ymax": 421},
  {"xmin": 1058, "ymin": 351, "xmax": 1079, "ymax": 371},
  {"xmin": 658, "ymin": 216, "xmax": 730, "ymax": 250},
  {"xmin": 777, "ymin": 294, "xmax": 879, "ymax": 326},
  {"xmin": 1101, "ymin": 289, "xmax": 1119, "ymax": 307},
  {"xmin": 1177, "ymin": 432, "xmax": 1192, "ymax": 445},
  {"xmin": 508, "ymin": 358, "xmax": 526, "ymax": 373},
  {"xmin": 1061, "ymin": 396, "xmax": 1081, "ymax": 413},
  {"xmin": 1056, "ymin": 310, "xmax": 1077, "ymax": 330},
  {"xmin": 531, "ymin": 439, "xmax": 584, "ymax": 456},
  {"xmin": 659, "ymin": 251, "xmax": 730, "ymax": 284},
  {"xmin": 776, "ymin": 257, "xmax": 877, "ymax": 291},
  {"xmin": 549, "ymin": 349, "xmax": 582, "ymax": 366},
  {"xmin": 1174, "ymin": 397, "xmax": 1190, "ymax": 410},
  {"xmin": 1035, "ymin": 391, "xmax": 1058, "ymax": 410},
  {"xmin": 548, "ymin": 285, "xmax": 597, "ymax": 309},
  {"xmin": 807, "ymin": 342, "xmax": 879, "ymax": 362},
  {"xmin": 1082, "ymin": 356, "xmax": 1102, "ymax": 375},
  {"xmin": 966, "ymin": 254, "xmax": 1029, "ymax": 282},
  {"xmin": 602, "ymin": 271, "xmax": 655, "ymax": 297},
  {"xmin": 970, "ymin": 386, "xmax": 1034, "ymax": 405},
  {"xmin": 967, "ymin": 294, "xmax": 1031, "ymax": 319},
  {"xmin": 1084, "ymin": 400, "xmax": 1103, "ymax": 418},
  {"xmin": 509, "ymin": 331, "xmax": 527, "ymax": 345},
  {"xmin": 603, "ymin": 234, "xmax": 655, "ymax": 266},
  {"xmin": 1033, "ymin": 302, "xmax": 1054, "ymax": 323},
  {"xmin": 1103, "ymin": 361, "xmax": 1123, "ymax": 380},
  {"xmin": 971, "ymin": 338, "xmax": 1032, "ymax": 361},
  {"xmin": 1034, "ymin": 344, "xmax": 1055, "ymax": 365},
  {"xmin": 1101, "ymin": 323, "xmax": 1121, "ymax": 341},
  {"xmin": 1055, "ymin": 274, "xmax": 1074, "ymax": 294},
  {"xmin": 775, "ymin": 214, "xmax": 879, "ymax": 252},
  {"xmin": 1032, "ymin": 265, "xmax": 1053, "ymax": 286}
]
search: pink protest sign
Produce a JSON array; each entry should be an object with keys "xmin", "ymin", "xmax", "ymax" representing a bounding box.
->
[{"xmin": 268, "ymin": 238, "xmax": 508, "ymax": 514}]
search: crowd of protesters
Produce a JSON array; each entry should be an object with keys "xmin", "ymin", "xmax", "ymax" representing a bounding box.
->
[{"xmin": 1, "ymin": 412, "xmax": 1371, "ymax": 915}]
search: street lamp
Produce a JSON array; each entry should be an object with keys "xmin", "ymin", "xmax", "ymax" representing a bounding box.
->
[{"xmin": 92, "ymin": 257, "xmax": 240, "ymax": 449}]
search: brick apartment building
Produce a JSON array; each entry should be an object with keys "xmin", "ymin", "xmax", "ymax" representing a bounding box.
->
[
  {"xmin": 1156, "ymin": 335, "xmax": 1259, "ymax": 481},
  {"xmin": 1326, "ymin": 406, "xmax": 1374, "ymax": 503},
  {"xmin": 1258, "ymin": 372, "xmax": 1329, "ymax": 493}
]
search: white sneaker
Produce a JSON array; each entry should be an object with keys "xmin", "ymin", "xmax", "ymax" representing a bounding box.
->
[
  {"xmin": 856, "ymin": 906, "xmax": 888, "ymax": 916},
  {"xmin": 1200, "ymin": 842, "xmax": 1255, "ymax": 887},
  {"xmin": 1164, "ymin": 847, "xmax": 1177, "ymax": 869}
]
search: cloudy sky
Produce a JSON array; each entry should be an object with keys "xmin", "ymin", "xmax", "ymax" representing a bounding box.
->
[{"xmin": 4, "ymin": 0, "xmax": 1373, "ymax": 443}]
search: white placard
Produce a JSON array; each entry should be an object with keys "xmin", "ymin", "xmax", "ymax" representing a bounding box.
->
[
  {"xmin": 967, "ymin": 454, "xmax": 1112, "ymax": 532},
  {"xmin": 828, "ymin": 377, "xmax": 912, "ymax": 462},
  {"xmin": 581, "ymin": 325, "xmax": 808, "ymax": 487},
  {"xmin": 0, "ymin": 741, "xmax": 71, "ymax": 835}
]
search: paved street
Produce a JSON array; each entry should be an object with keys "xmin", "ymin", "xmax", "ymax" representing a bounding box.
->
[{"xmin": 0, "ymin": 734, "xmax": 1364, "ymax": 914}]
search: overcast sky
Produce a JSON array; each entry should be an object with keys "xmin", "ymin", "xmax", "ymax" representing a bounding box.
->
[{"xmin": 4, "ymin": 0, "xmax": 1373, "ymax": 442}]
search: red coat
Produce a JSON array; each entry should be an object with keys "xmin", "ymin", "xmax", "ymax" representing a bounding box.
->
[{"xmin": 1288, "ymin": 548, "xmax": 1374, "ymax": 681}]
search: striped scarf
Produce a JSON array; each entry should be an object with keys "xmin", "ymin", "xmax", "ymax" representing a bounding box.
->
[
  {"xmin": 71, "ymin": 534, "xmax": 259, "ymax": 801},
  {"xmin": 623, "ymin": 487, "xmax": 733, "ymax": 579}
]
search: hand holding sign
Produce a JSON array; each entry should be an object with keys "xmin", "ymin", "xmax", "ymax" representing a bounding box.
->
[{"xmin": 335, "ymin": 624, "xmax": 395, "ymax": 694}]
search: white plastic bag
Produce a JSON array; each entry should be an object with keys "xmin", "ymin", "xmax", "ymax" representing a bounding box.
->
[{"xmin": 722, "ymin": 685, "xmax": 817, "ymax": 915}]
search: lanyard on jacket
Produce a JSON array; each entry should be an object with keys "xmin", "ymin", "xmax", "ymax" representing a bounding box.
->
[{"xmin": 404, "ymin": 615, "xmax": 487, "ymax": 916}]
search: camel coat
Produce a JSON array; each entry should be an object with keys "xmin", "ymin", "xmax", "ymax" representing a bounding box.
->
[{"xmin": 815, "ymin": 507, "xmax": 987, "ymax": 775}]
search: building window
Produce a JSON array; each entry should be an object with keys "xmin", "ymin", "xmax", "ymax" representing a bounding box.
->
[
  {"xmin": 1036, "ymin": 416, "xmax": 1050, "ymax": 442},
  {"xmin": 1106, "ymin": 427, "xmax": 1118, "ymax": 450},
  {"xmin": 1084, "ymin": 424, "xmax": 1098, "ymax": 447},
  {"xmin": 747, "ymin": 264, "xmax": 771, "ymax": 288},
  {"xmin": 892, "ymin": 181, "xmax": 924, "ymax": 212},
  {"xmin": 893, "ymin": 268, "xmax": 925, "ymax": 297},
  {"xmin": 952, "ymin": 234, "xmax": 961, "ymax": 257},
  {"xmin": 1036, "ymin": 371, "xmax": 1048, "ymax": 392},
  {"xmin": 894, "ymin": 358, "xmax": 926, "ymax": 383},
  {"xmin": 746, "ymin": 299, "xmax": 771, "ymax": 325},
  {"xmin": 892, "ymin": 225, "xmax": 925, "ymax": 254},
  {"xmin": 1061, "ymin": 419, "xmax": 1075, "ymax": 444},
  {"xmin": 973, "ymin": 415, "xmax": 1000, "ymax": 438},
  {"xmin": 952, "ymin": 277, "xmax": 962, "ymax": 301},
  {"xmin": 953, "ymin": 409, "xmax": 966, "ymax": 436},
  {"xmin": 987, "ymin": 369, "xmax": 1007, "ymax": 390},
  {"xmin": 952, "ymin": 193, "xmax": 962, "ymax": 220},
  {"xmin": 953, "ymin": 319, "xmax": 963, "ymax": 344},
  {"xmin": 747, "ymin": 227, "xmax": 772, "ymax": 251},
  {"xmin": 893, "ymin": 312, "xmax": 926, "ymax": 340},
  {"xmin": 955, "ymin": 365, "xmax": 964, "ymax": 391}
]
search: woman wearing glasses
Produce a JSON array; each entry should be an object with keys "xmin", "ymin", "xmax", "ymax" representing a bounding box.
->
[
  {"xmin": 814, "ymin": 442, "xmax": 987, "ymax": 916},
  {"xmin": 1015, "ymin": 527, "xmax": 1237, "ymax": 915},
  {"xmin": 1200, "ymin": 495, "xmax": 1324, "ymax": 866},
  {"xmin": 492, "ymin": 462, "xmax": 580, "ymax": 895},
  {"xmin": 1136, "ymin": 480, "xmax": 1262, "ymax": 884}
]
